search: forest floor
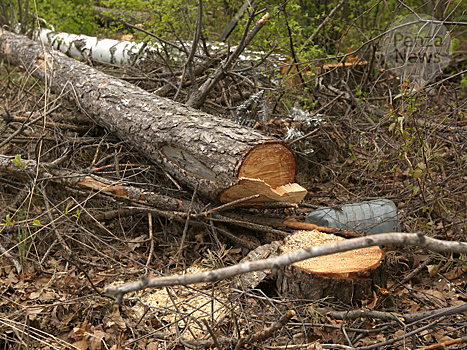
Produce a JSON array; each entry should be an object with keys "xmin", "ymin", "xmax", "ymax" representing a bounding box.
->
[{"xmin": 0, "ymin": 34, "xmax": 467, "ymax": 350}]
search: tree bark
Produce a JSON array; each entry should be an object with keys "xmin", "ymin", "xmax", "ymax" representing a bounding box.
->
[{"xmin": 0, "ymin": 30, "xmax": 306, "ymax": 203}]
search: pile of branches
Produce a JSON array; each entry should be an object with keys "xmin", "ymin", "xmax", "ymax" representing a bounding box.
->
[{"xmin": 1, "ymin": 4, "xmax": 467, "ymax": 349}]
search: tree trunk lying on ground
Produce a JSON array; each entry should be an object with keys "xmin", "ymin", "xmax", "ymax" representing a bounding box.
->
[{"xmin": 0, "ymin": 30, "xmax": 306, "ymax": 204}]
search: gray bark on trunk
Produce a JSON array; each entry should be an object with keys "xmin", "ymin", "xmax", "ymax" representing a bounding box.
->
[{"xmin": 0, "ymin": 30, "xmax": 306, "ymax": 203}]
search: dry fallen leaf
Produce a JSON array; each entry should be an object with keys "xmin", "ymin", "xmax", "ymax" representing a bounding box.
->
[
  {"xmin": 72, "ymin": 340, "xmax": 89, "ymax": 350},
  {"xmin": 444, "ymin": 265, "xmax": 467, "ymax": 280},
  {"xmin": 427, "ymin": 264, "xmax": 440, "ymax": 277}
]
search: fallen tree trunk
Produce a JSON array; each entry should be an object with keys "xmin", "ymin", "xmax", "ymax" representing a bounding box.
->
[{"xmin": 0, "ymin": 30, "xmax": 306, "ymax": 203}]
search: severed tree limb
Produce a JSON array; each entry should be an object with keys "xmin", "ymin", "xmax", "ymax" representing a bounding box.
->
[
  {"xmin": 210, "ymin": 213, "xmax": 289, "ymax": 238},
  {"xmin": 283, "ymin": 220, "xmax": 362, "ymax": 238},
  {"xmin": 1, "ymin": 155, "xmax": 284, "ymax": 243},
  {"xmin": 0, "ymin": 155, "xmax": 196, "ymax": 212},
  {"xmin": 212, "ymin": 223, "xmax": 259, "ymax": 250},
  {"xmin": 1, "ymin": 30, "xmax": 305, "ymax": 205},
  {"xmin": 1, "ymin": 155, "xmax": 294, "ymax": 240},
  {"xmin": 106, "ymin": 233, "xmax": 467, "ymax": 304},
  {"xmin": 198, "ymin": 194, "xmax": 260, "ymax": 216}
]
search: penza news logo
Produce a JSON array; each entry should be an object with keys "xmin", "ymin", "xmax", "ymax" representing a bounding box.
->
[{"xmin": 380, "ymin": 14, "xmax": 451, "ymax": 88}]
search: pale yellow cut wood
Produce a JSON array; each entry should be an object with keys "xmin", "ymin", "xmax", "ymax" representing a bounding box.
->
[
  {"xmin": 280, "ymin": 230, "xmax": 385, "ymax": 279},
  {"xmin": 219, "ymin": 177, "xmax": 307, "ymax": 203},
  {"xmin": 238, "ymin": 143, "xmax": 297, "ymax": 188}
]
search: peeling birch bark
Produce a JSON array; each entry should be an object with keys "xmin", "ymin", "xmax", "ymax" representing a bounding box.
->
[{"xmin": 35, "ymin": 28, "xmax": 156, "ymax": 65}]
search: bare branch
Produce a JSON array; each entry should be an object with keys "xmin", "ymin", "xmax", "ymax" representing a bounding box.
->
[
  {"xmin": 186, "ymin": 12, "xmax": 270, "ymax": 109},
  {"xmin": 106, "ymin": 233, "xmax": 467, "ymax": 302}
]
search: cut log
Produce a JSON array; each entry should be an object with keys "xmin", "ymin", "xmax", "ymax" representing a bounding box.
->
[
  {"xmin": 0, "ymin": 31, "xmax": 306, "ymax": 204},
  {"xmin": 276, "ymin": 230, "xmax": 386, "ymax": 304}
]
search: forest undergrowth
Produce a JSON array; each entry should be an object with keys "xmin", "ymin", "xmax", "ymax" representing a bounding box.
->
[{"xmin": 1, "ymin": 7, "xmax": 467, "ymax": 349}]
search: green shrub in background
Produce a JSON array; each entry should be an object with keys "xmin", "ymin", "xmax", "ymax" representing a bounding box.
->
[
  {"xmin": 35, "ymin": 0, "xmax": 100, "ymax": 35},
  {"xmin": 2, "ymin": 0, "xmax": 466, "ymax": 63},
  {"xmin": 0, "ymin": 0, "xmax": 100, "ymax": 35}
]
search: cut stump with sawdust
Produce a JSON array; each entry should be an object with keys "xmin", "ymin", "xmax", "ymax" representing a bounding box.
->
[
  {"xmin": 276, "ymin": 230, "xmax": 386, "ymax": 304},
  {"xmin": 233, "ymin": 230, "xmax": 386, "ymax": 304}
]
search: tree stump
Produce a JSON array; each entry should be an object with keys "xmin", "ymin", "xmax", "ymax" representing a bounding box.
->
[{"xmin": 276, "ymin": 230, "xmax": 386, "ymax": 304}]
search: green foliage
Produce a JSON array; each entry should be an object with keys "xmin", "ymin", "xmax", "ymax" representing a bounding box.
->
[
  {"xmin": 20, "ymin": 0, "xmax": 466, "ymax": 69},
  {"xmin": 100, "ymin": 0, "xmax": 238, "ymax": 42},
  {"xmin": 450, "ymin": 38, "xmax": 460, "ymax": 55},
  {"xmin": 35, "ymin": 0, "xmax": 99, "ymax": 35},
  {"xmin": 65, "ymin": 203, "xmax": 81, "ymax": 219},
  {"xmin": 1, "ymin": 214, "xmax": 15, "ymax": 227},
  {"xmin": 12, "ymin": 154, "xmax": 29, "ymax": 169},
  {"xmin": 461, "ymin": 74, "xmax": 467, "ymax": 89}
]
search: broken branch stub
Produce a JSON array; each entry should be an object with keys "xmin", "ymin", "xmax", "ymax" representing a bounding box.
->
[{"xmin": 0, "ymin": 31, "xmax": 306, "ymax": 204}]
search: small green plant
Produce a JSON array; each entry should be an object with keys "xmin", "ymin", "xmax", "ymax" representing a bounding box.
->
[
  {"xmin": 461, "ymin": 75, "xmax": 467, "ymax": 89},
  {"xmin": 73, "ymin": 208, "xmax": 81, "ymax": 219},
  {"xmin": 1, "ymin": 214, "xmax": 15, "ymax": 227},
  {"xmin": 12, "ymin": 154, "xmax": 29, "ymax": 169},
  {"xmin": 16, "ymin": 209, "xmax": 33, "ymax": 266},
  {"xmin": 65, "ymin": 203, "xmax": 80, "ymax": 219},
  {"xmin": 355, "ymin": 85, "xmax": 367, "ymax": 102}
]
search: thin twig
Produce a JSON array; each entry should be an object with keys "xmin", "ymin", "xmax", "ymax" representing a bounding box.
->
[
  {"xmin": 235, "ymin": 310, "xmax": 296, "ymax": 350},
  {"xmin": 199, "ymin": 194, "xmax": 260, "ymax": 216},
  {"xmin": 299, "ymin": 0, "xmax": 346, "ymax": 52},
  {"xmin": 202, "ymin": 319, "xmax": 221, "ymax": 350},
  {"xmin": 146, "ymin": 212, "xmax": 154, "ymax": 267},
  {"xmin": 175, "ymin": 0, "xmax": 202, "ymax": 101},
  {"xmin": 174, "ymin": 183, "xmax": 199, "ymax": 265},
  {"xmin": 186, "ymin": 11, "xmax": 270, "ymax": 109}
]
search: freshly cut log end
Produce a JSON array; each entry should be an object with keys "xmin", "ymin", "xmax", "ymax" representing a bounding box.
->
[
  {"xmin": 0, "ymin": 31, "xmax": 306, "ymax": 205},
  {"xmin": 239, "ymin": 143, "xmax": 296, "ymax": 188},
  {"xmin": 277, "ymin": 230, "xmax": 387, "ymax": 303},
  {"xmin": 219, "ymin": 142, "xmax": 307, "ymax": 203}
]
